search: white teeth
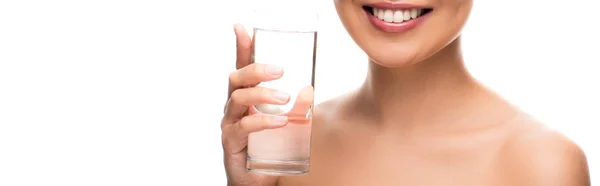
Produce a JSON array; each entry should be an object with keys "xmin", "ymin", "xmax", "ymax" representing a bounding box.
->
[
  {"xmin": 373, "ymin": 8, "xmax": 425, "ymax": 23},
  {"xmin": 393, "ymin": 11, "xmax": 404, "ymax": 23},
  {"xmin": 383, "ymin": 10, "xmax": 393, "ymax": 22},
  {"xmin": 410, "ymin": 9, "xmax": 418, "ymax": 18},
  {"xmin": 403, "ymin": 10, "xmax": 410, "ymax": 20}
]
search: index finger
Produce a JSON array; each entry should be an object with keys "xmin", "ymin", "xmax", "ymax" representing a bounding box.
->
[
  {"xmin": 234, "ymin": 24, "xmax": 253, "ymax": 70},
  {"xmin": 226, "ymin": 24, "xmax": 254, "ymax": 108}
]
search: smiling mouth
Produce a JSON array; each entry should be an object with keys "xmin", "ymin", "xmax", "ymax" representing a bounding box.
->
[{"xmin": 363, "ymin": 6, "xmax": 433, "ymax": 23}]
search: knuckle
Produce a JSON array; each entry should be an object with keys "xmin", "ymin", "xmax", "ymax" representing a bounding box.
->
[
  {"xmin": 220, "ymin": 125, "xmax": 232, "ymax": 142},
  {"xmin": 221, "ymin": 135, "xmax": 235, "ymax": 152},
  {"xmin": 228, "ymin": 71, "xmax": 237, "ymax": 85},
  {"xmin": 238, "ymin": 116, "xmax": 252, "ymax": 131},
  {"xmin": 230, "ymin": 90, "xmax": 242, "ymax": 104},
  {"xmin": 220, "ymin": 116, "xmax": 233, "ymax": 131}
]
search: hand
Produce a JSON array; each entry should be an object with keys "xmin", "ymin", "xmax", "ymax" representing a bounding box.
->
[{"xmin": 221, "ymin": 24, "xmax": 289, "ymax": 186}]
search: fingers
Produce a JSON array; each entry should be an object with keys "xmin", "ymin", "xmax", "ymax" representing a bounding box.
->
[
  {"xmin": 222, "ymin": 86, "xmax": 313, "ymax": 148},
  {"xmin": 228, "ymin": 63, "xmax": 284, "ymax": 97},
  {"xmin": 237, "ymin": 114, "xmax": 289, "ymax": 135},
  {"xmin": 287, "ymin": 86, "xmax": 314, "ymax": 121},
  {"xmin": 224, "ymin": 86, "xmax": 291, "ymax": 121},
  {"xmin": 234, "ymin": 24, "xmax": 252, "ymax": 70},
  {"xmin": 221, "ymin": 114, "xmax": 288, "ymax": 154}
]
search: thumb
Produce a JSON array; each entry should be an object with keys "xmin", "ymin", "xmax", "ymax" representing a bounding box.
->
[{"xmin": 233, "ymin": 24, "xmax": 253, "ymax": 70}]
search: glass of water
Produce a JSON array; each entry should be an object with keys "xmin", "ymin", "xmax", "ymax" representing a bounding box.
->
[{"xmin": 245, "ymin": 6, "xmax": 319, "ymax": 176}]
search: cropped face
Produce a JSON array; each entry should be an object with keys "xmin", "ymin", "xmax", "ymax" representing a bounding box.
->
[{"xmin": 334, "ymin": 0, "xmax": 473, "ymax": 67}]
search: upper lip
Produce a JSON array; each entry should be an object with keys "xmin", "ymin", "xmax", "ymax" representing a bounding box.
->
[{"xmin": 363, "ymin": 2, "xmax": 430, "ymax": 9}]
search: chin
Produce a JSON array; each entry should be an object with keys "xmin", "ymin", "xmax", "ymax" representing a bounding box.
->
[
  {"xmin": 333, "ymin": 0, "xmax": 473, "ymax": 68},
  {"xmin": 367, "ymin": 51, "xmax": 422, "ymax": 68}
]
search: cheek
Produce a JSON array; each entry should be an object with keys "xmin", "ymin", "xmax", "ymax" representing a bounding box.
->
[
  {"xmin": 333, "ymin": 1, "xmax": 368, "ymax": 46},
  {"xmin": 434, "ymin": 1, "xmax": 473, "ymax": 43}
]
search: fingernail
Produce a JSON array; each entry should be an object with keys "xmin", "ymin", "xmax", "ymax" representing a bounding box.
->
[
  {"xmin": 271, "ymin": 116, "xmax": 288, "ymax": 126},
  {"xmin": 273, "ymin": 91, "xmax": 290, "ymax": 102},
  {"xmin": 266, "ymin": 65, "xmax": 283, "ymax": 76}
]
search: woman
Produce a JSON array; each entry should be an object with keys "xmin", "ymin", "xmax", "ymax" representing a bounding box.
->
[{"xmin": 221, "ymin": 0, "xmax": 591, "ymax": 185}]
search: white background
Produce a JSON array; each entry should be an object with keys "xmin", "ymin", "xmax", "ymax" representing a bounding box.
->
[{"xmin": 0, "ymin": 0, "xmax": 598, "ymax": 185}]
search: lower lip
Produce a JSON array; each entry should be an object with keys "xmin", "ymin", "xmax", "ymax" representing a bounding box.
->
[{"xmin": 365, "ymin": 10, "xmax": 431, "ymax": 33}]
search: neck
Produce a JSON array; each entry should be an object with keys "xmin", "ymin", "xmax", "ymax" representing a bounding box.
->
[{"xmin": 354, "ymin": 37, "xmax": 507, "ymax": 128}]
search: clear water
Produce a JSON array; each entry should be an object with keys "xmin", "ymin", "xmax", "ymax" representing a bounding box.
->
[
  {"xmin": 246, "ymin": 28, "xmax": 317, "ymax": 175},
  {"xmin": 250, "ymin": 28, "xmax": 317, "ymax": 118}
]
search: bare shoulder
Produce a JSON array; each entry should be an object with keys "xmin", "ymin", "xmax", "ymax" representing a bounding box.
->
[
  {"xmin": 501, "ymin": 119, "xmax": 591, "ymax": 186},
  {"xmin": 312, "ymin": 91, "xmax": 355, "ymax": 123}
]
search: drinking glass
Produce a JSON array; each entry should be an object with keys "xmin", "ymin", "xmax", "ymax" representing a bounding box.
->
[{"xmin": 245, "ymin": 6, "xmax": 319, "ymax": 176}]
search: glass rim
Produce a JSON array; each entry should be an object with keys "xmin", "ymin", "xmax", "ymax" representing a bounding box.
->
[
  {"xmin": 250, "ymin": 7, "xmax": 319, "ymax": 32},
  {"xmin": 252, "ymin": 7, "xmax": 319, "ymax": 16}
]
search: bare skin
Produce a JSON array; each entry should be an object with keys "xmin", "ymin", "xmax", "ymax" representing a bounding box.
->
[
  {"xmin": 221, "ymin": 0, "xmax": 591, "ymax": 185},
  {"xmin": 278, "ymin": 87, "xmax": 591, "ymax": 186}
]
